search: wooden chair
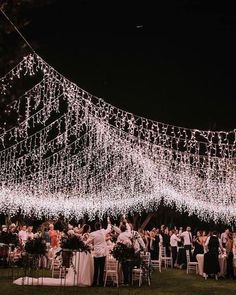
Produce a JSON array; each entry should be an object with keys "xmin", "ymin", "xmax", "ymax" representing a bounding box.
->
[
  {"xmin": 51, "ymin": 257, "xmax": 62, "ymax": 278},
  {"xmin": 151, "ymin": 246, "xmax": 162, "ymax": 272},
  {"xmin": 104, "ymin": 258, "xmax": 119, "ymax": 287},
  {"xmin": 132, "ymin": 252, "xmax": 151, "ymax": 287},
  {"xmin": 186, "ymin": 251, "xmax": 198, "ymax": 274},
  {"xmin": 160, "ymin": 246, "xmax": 172, "ymax": 269}
]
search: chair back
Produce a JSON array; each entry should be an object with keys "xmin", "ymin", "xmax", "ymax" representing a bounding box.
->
[
  {"xmin": 0, "ymin": 244, "xmax": 9, "ymax": 258},
  {"xmin": 141, "ymin": 252, "xmax": 151, "ymax": 267},
  {"xmin": 160, "ymin": 246, "xmax": 166, "ymax": 257},
  {"xmin": 105, "ymin": 259, "xmax": 118, "ymax": 272},
  {"xmin": 186, "ymin": 250, "xmax": 191, "ymax": 263}
]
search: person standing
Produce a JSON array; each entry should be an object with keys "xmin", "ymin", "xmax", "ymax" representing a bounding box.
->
[
  {"xmin": 18, "ymin": 225, "xmax": 28, "ymax": 246},
  {"xmin": 170, "ymin": 229, "xmax": 181, "ymax": 267},
  {"xmin": 180, "ymin": 226, "xmax": 193, "ymax": 263},
  {"xmin": 192, "ymin": 231, "xmax": 204, "ymax": 261},
  {"xmin": 225, "ymin": 233, "xmax": 235, "ymax": 279},
  {"xmin": 221, "ymin": 228, "xmax": 230, "ymax": 248},
  {"xmin": 87, "ymin": 221, "xmax": 111, "ymax": 287},
  {"xmin": 204, "ymin": 231, "xmax": 223, "ymax": 279},
  {"xmin": 48, "ymin": 224, "xmax": 59, "ymax": 248}
]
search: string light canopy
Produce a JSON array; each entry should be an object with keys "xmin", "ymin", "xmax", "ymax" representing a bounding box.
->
[{"xmin": 0, "ymin": 54, "xmax": 235, "ymax": 222}]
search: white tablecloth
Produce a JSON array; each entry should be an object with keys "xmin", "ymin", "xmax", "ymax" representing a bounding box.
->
[{"xmin": 13, "ymin": 251, "xmax": 94, "ymax": 286}]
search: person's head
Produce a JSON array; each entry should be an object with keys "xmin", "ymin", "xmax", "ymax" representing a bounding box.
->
[
  {"xmin": 196, "ymin": 231, "xmax": 202, "ymax": 237},
  {"xmin": 95, "ymin": 222, "xmax": 101, "ymax": 231},
  {"xmin": 9, "ymin": 223, "xmax": 16, "ymax": 229},
  {"xmin": 27, "ymin": 226, "xmax": 33, "ymax": 232},
  {"xmin": 49, "ymin": 224, "xmax": 54, "ymax": 230},
  {"xmin": 2, "ymin": 225, "xmax": 7, "ymax": 232},
  {"xmin": 202, "ymin": 230, "xmax": 207, "ymax": 236},
  {"xmin": 68, "ymin": 224, "xmax": 74, "ymax": 230},
  {"xmin": 169, "ymin": 230, "xmax": 173, "ymax": 236},
  {"xmin": 82, "ymin": 224, "xmax": 91, "ymax": 234},
  {"xmin": 186, "ymin": 226, "xmax": 191, "ymax": 232},
  {"xmin": 129, "ymin": 223, "xmax": 133, "ymax": 230},
  {"xmin": 161, "ymin": 224, "xmax": 165, "ymax": 230},
  {"xmin": 212, "ymin": 231, "xmax": 218, "ymax": 236},
  {"xmin": 120, "ymin": 224, "xmax": 127, "ymax": 232},
  {"xmin": 22, "ymin": 225, "xmax": 27, "ymax": 231},
  {"xmin": 68, "ymin": 229, "xmax": 75, "ymax": 236},
  {"xmin": 164, "ymin": 228, "xmax": 169, "ymax": 234},
  {"xmin": 225, "ymin": 228, "xmax": 230, "ymax": 234}
]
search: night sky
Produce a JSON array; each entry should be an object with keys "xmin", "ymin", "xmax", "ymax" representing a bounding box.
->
[{"xmin": 3, "ymin": 0, "xmax": 236, "ymax": 131}]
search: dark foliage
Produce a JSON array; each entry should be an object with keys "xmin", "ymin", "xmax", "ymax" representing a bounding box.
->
[
  {"xmin": 60, "ymin": 235, "xmax": 90, "ymax": 253},
  {"xmin": 111, "ymin": 242, "xmax": 135, "ymax": 262},
  {"xmin": 24, "ymin": 237, "xmax": 47, "ymax": 255}
]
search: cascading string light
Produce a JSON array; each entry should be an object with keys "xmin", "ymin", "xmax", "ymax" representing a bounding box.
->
[{"xmin": 0, "ymin": 53, "xmax": 235, "ymax": 222}]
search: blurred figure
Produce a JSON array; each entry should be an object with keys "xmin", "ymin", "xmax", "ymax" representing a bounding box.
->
[
  {"xmin": 49, "ymin": 224, "xmax": 59, "ymax": 248},
  {"xmin": 18, "ymin": 225, "xmax": 27, "ymax": 246}
]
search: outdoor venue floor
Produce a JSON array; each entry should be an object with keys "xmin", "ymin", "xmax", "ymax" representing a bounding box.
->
[{"xmin": 0, "ymin": 267, "xmax": 235, "ymax": 295}]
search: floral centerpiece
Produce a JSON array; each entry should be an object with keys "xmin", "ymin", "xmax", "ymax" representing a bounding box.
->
[
  {"xmin": 24, "ymin": 237, "xmax": 47, "ymax": 255},
  {"xmin": 23, "ymin": 237, "xmax": 47, "ymax": 269},
  {"xmin": 111, "ymin": 242, "xmax": 135, "ymax": 262},
  {"xmin": 59, "ymin": 234, "xmax": 90, "ymax": 267}
]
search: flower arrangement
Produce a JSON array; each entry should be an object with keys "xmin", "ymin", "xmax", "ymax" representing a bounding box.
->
[
  {"xmin": 60, "ymin": 235, "xmax": 90, "ymax": 253},
  {"xmin": 24, "ymin": 237, "xmax": 47, "ymax": 255},
  {"xmin": 58, "ymin": 234, "xmax": 91, "ymax": 268},
  {"xmin": 111, "ymin": 242, "xmax": 135, "ymax": 262}
]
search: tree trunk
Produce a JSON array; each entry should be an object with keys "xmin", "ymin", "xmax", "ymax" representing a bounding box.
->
[{"xmin": 140, "ymin": 213, "xmax": 155, "ymax": 230}]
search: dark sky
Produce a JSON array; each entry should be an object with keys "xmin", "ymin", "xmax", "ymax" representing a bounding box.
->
[{"xmin": 6, "ymin": 0, "xmax": 236, "ymax": 130}]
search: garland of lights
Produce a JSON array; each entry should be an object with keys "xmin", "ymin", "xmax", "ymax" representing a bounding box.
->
[{"xmin": 0, "ymin": 54, "xmax": 235, "ymax": 222}]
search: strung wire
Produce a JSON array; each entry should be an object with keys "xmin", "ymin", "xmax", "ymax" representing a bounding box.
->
[{"xmin": 0, "ymin": 53, "xmax": 235, "ymax": 223}]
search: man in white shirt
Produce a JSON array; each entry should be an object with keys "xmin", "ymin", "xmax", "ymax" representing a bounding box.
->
[
  {"xmin": 18, "ymin": 225, "xmax": 28, "ymax": 246},
  {"xmin": 170, "ymin": 229, "xmax": 181, "ymax": 267},
  {"xmin": 180, "ymin": 226, "xmax": 193, "ymax": 262},
  {"xmin": 87, "ymin": 221, "xmax": 111, "ymax": 287}
]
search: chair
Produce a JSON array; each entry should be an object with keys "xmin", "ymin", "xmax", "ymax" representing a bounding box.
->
[
  {"xmin": 132, "ymin": 252, "xmax": 151, "ymax": 287},
  {"xmin": 160, "ymin": 246, "xmax": 172, "ymax": 269},
  {"xmin": 151, "ymin": 246, "xmax": 162, "ymax": 272},
  {"xmin": 51, "ymin": 257, "xmax": 62, "ymax": 278},
  {"xmin": 186, "ymin": 251, "xmax": 198, "ymax": 274},
  {"xmin": 104, "ymin": 258, "xmax": 119, "ymax": 287},
  {"xmin": 0, "ymin": 244, "xmax": 9, "ymax": 267}
]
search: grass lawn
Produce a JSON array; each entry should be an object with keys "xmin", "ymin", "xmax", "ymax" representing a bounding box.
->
[{"xmin": 0, "ymin": 268, "xmax": 235, "ymax": 295}]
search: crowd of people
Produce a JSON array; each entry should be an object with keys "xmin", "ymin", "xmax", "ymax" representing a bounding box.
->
[{"xmin": 1, "ymin": 218, "xmax": 236, "ymax": 286}]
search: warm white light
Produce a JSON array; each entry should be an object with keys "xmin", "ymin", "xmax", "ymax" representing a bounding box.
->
[{"xmin": 0, "ymin": 54, "xmax": 235, "ymax": 222}]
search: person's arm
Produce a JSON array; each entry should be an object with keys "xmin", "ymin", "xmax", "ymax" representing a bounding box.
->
[
  {"xmin": 112, "ymin": 225, "xmax": 121, "ymax": 234},
  {"xmin": 174, "ymin": 234, "xmax": 181, "ymax": 242},
  {"xmin": 85, "ymin": 233, "xmax": 94, "ymax": 245},
  {"xmin": 204, "ymin": 236, "xmax": 210, "ymax": 251},
  {"xmin": 137, "ymin": 235, "xmax": 146, "ymax": 250},
  {"xmin": 219, "ymin": 238, "xmax": 224, "ymax": 252},
  {"xmin": 126, "ymin": 223, "xmax": 131, "ymax": 233},
  {"xmin": 159, "ymin": 235, "xmax": 163, "ymax": 244},
  {"xmin": 103, "ymin": 221, "xmax": 112, "ymax": 234},
  {"xmin": 117, "ymin": 234, "xmax": 121, "ymax": 243}
]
